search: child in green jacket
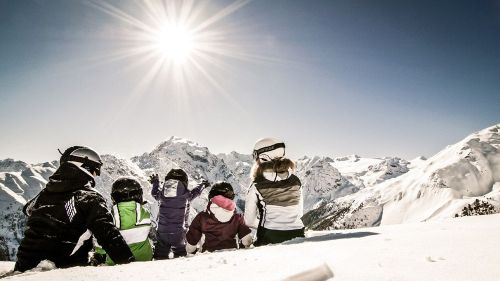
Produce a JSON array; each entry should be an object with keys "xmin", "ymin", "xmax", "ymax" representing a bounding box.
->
[{"xmin": 95, "ymin": 177, "xmax": 153, "ymax": 265}]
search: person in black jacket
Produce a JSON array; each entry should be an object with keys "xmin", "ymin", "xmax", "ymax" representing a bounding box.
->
[{"xmin": 14, "ymin": 146, "xmax": 135, "ymax": 272}]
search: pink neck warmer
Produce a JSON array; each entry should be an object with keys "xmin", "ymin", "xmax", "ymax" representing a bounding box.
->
[{"xmin": 210, "ymin": 195, "xmax": 236, "ymax": 211}]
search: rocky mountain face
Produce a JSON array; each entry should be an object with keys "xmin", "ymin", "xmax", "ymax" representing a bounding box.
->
[
  {"xmin": 305, "ymin": 124, "xmax": 500, "ymax": 230},
  {"xmin": 0, "ymin": 160, "xmax": 58, "ymax": 260}
]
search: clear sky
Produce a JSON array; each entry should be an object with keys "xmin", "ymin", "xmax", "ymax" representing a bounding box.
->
[{"xmin": 1, "ymin": 0, "xmax": 499, "ymax": 163}]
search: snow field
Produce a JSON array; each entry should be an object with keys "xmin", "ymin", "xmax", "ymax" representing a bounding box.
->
[{"xmin": 2, "ymin": 213, "xmax": 500, "ymax": 281}]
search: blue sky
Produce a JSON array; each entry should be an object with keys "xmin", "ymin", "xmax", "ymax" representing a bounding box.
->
[{"xmin": 0, "ymin": 0, "xmax": 499, "ymax": 163}]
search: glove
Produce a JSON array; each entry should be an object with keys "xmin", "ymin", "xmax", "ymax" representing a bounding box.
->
[
  {"xmin": 149, "ymin": 174, "xmax": 159, "ymax": 185},
  {"xmin": 89, "ymin": 252, "xmax": 106, "ymax": 266},
  {"xmin": 200, "ymin": 179, "xmax": 210, "ymax": 188}
]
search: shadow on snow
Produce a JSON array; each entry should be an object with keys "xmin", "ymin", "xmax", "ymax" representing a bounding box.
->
[{"xmin": 283, "ymin": 231, "xmax": 380, "ymax": 245}]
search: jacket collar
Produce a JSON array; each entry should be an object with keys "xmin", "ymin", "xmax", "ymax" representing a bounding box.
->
[
  {"xmin": 262, "ymin": 170, "xmax": 291, "ymax": 182},
  {"xmin": 46, "ymin": 162, "xmax": 94, "ymax": 193},
  {"xmin": 207, "ymin": 202, "xmax": 234, "ymax": 223}
]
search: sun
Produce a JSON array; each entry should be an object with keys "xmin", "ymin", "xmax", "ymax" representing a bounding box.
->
[
  {"xmin": 87, "ymin": 0, "xmax": 253, "ymax": 95},
  {"xmin": 154, "ymin": 22, "xmax": 195, "ymax": 64}
]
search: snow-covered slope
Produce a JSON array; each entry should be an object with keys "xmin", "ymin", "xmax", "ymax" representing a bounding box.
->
[
  {"xmin": 296, "ymin": 156, "xmax": 357, "ymax": 210},
  {"xmin": 0, "ymin": 160, "xmax": 58, "ymax": 260},
  {"xmin": 2, "ymin": 213, "xmax": 500, "ymax": 281},
  {"xmin": 305, "ymin": 124, "xmax": 500, "ymax": 230}
]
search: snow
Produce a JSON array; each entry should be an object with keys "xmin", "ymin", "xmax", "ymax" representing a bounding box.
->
[
  {"xmin": 0, "ymin": 184, "xmax": 26, "ymax": 205},
  {"xmin": 2, "ymin": 124, "xmax": 499, "ymax": 265},
  {"xmin": 331, "ymin": 155, "xmax": 382, "ymax": 175},
  {"xmin": 306, "ymin": 124, "xmax": 500, "ymax": 229},
  {"xmin": 2, "ymin": 213, "xmax": 500, "ymax": 281}
]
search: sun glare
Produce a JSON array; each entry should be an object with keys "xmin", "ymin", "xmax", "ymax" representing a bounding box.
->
[
  {"xmin": 88, "ymin": 0, "xmax": 252, "ymax": 97},
  {"xmin": 154, "ymin": 23, "xmax": 194, "ymax": 64}
]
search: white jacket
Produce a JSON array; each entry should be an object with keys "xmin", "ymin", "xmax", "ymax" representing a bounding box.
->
[{"xmin": 244, "ymin": 171, "xmax": 304, "ymax": 231}]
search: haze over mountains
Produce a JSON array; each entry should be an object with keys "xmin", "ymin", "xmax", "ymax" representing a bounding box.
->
[{"xmin": 1, "ymin": 124, "xmax": 499, "ymax": 261}]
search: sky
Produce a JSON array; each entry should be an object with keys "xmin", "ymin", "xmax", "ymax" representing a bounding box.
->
[{"xmin": 0, "ymin": 0, "xmax": 499, "ymax": 163}]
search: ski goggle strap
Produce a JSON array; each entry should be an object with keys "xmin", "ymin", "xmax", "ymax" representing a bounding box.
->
[
  {"xmin": 67, "ymin": 155, "xmax": 103, "ymax": 176},
  {"xmin": 253, "ymin": 142, "xmax": 286, "ymax": 160}
]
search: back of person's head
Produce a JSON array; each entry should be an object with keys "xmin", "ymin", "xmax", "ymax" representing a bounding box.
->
[
  {"xmin": 165, "ymin": 168, "xmax": 188, "ymax": 187},
  {"xmin": 59, "ymin": 146, "xmax": 103, "ymax": 178},
  {"xmin": 208, "ymin": 182, "xmax": 235, "ymax": 200},
  {"xmin": 111, "ymin": 177, "xmax": 143, "ymax": 204},
  {"xmin": 251, "ymin": 138, "xmax": 295, "ymax": 181}
]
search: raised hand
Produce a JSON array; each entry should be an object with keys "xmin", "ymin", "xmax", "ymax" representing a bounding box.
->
[
  {"xmin": 200, "ymin": 179, "xmax": 210, "ymax": 188},
  {"xmin": 149, "ymin": 174, "xmax": 159, "ymax": 185}
]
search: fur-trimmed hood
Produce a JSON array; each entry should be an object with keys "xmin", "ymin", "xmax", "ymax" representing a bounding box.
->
[{"xmin": 251, "ymin": 157, "xmax": 296, "ymax": 182}]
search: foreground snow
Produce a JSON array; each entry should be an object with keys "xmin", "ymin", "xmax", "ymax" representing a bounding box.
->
[{"xmin": 2, "ymin": 214, "xmax": 500, "ymax": 281}]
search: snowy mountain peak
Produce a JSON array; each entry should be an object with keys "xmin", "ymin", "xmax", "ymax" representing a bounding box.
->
[
  {"xmin": 0, "ymin": 159, "xmax": 28, "ymax": 173},
  {"xmin": 334, "ymin": 154, "xmax": 361, "ymax": 162},
  {"xmin": 155, "ymin": 136, "xmax": 205, "ymax": 151}
]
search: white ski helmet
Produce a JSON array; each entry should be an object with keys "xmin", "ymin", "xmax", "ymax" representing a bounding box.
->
[
  {"xmin": 253, "ymin": 138, "xmax": 286, "ymax": 162},
  {"xmin": 60, "ymin": 146, "xmax": 103, "ymax": 178}
]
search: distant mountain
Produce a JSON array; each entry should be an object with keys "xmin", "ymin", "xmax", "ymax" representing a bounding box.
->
[
  {"xmin": 7, "ymin": 124, "xmax": 498, "ymax": 261},
  {"xmin": 304, "ymin": 124, "xmax": 500, "ymax": 230},
  {"xmin": 0, "ymin": 161, "xmax": 58, "ymax": 260}
]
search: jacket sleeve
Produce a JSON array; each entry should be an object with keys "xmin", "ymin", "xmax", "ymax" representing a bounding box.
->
[
  {"xmin": 185, "ymin": 213, "xmax": 203, "ymax": 248},
  {"xmin": 151, "ymin": 181, "xmax": 161, "ymax": 200},
  {"xmin": 79, "ymin": 192, "xmax": 135, "ymax": 264},
  {"xmin": 237, "ymin": 215, "xmax": 252, "ymax": 247},
  {"xmin": 298, "ymin": 187, "xmax": 304, "ymax": 220},
  {"xmin": 244, "ymin": 184, "xmax": 259, "ymax": 229},
  {"xmin": 187, "ymin": 183, "xmax": 206, "ymax": 201},
  {"xmin": 22, "ymin": 193, "xmax": 41, "ymax": 216}
]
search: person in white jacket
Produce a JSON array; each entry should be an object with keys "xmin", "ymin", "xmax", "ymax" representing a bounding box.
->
[{"xmin": 244, "ymin": 138, "xmax": 305, "ymax": 246}]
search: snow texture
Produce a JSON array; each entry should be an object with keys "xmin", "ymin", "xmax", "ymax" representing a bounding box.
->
[{"xmin": 1, "ymin": 213, "xmax": 500, "ymax": 281}]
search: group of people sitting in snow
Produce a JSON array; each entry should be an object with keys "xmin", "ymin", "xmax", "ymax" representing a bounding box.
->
[{"xmin": 14, "ymin": 138, "xmax": 305, "ymax": 272}]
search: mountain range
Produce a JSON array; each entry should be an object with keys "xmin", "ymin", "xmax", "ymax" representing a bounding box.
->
[{"xmin": 1, "ymin": 124, "xmax": 499, "ymax": 261}]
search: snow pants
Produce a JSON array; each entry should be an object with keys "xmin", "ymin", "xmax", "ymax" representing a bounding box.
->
[
  {"xmin": 255, "ymin": 227, "xmax": 305, "ymax": 246},
  {"xmin": 154, "ymin": 231, "xmax": 187, "ymax": 259}
]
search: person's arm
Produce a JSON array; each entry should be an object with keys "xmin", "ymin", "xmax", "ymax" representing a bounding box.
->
[
  {"xmin": 23, "ymin": 193, "xmax": 41, "ymax": 216},
  {"xmin": 237, "ymin": 215, "xmax": 253, "ymax": 248},
  {"xmin": 188, "ymin": 180, "xmax": 210, "ymax": 200},
  {"xmin": 80, "ymin": 192, "xmax": 134, "ymax": 264},
  {"xmin": 185, "ymin": 213, "xmax": 203, "ymax": 254},
  {"xmin": 298, "ymin": 187, "xmax": 304, "ymax": 219},
  {"xmin": 149, "ymin": 174, "xmax": 161, "ymax": 200},
  {"xmin": 244, "ymin": 184, "xmax": 259, "ymax": 229}
]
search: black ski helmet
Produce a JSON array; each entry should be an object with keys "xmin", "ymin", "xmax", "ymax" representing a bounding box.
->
[
  {"xmin": 111, "ymin": 177, "xmax": 143, "ymax": 203},
  {"xmin": 208, "ymin": 182, "xmax": 235, "ymax": 200},
  {"xmin": 165, "ymin": 168, "xmax": 188, "ymax": 186},
  {"xmin": 59, "ymin": 146, "xmax": 103, "ymax": 177}
]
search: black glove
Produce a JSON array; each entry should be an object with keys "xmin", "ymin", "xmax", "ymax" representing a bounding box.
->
[
  {"xmin": 149, "ymin": 174, "xmax": 159, "ymax": 185},
  {"xmin": 89, "ymin": 252, "xmax": 106, "ymax": 266},
  {"xmin": 200, "ymin": 179, "xmax": 210, "ymax": 188}
]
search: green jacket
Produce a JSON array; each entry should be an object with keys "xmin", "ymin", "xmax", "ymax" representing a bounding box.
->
[{"xmin": 97, "ymin": 201, "xmax": 153, "ymax": 265}]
